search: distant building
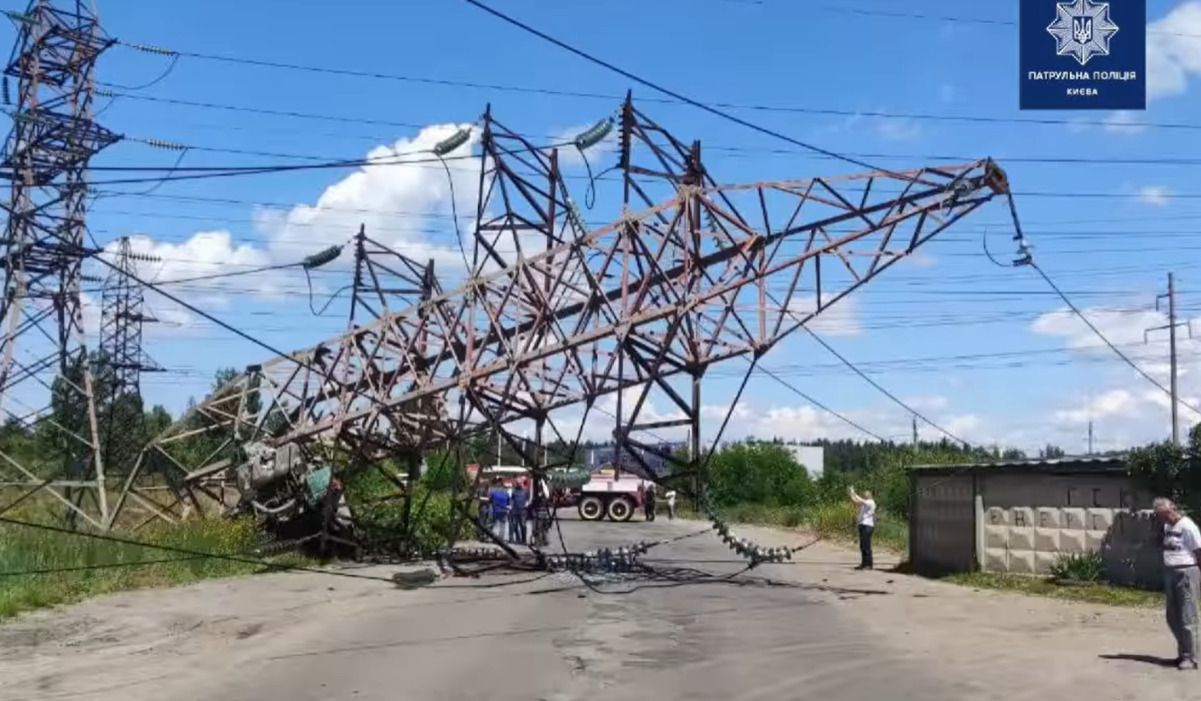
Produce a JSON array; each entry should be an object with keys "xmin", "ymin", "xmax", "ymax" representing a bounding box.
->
[
  {"xmin": 785, "ymin": 445, "xmax": 825, "ymax": 478},
  {"xmin": 908, "ymin": 456, "xmax": 1159, "ymax": 587}
]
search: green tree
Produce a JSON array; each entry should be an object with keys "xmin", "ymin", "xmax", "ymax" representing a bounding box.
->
[
  {"xmin": 143, "ymin": 405, "xmax": 173, "ymax": 439},
  {"xmin": 708, "ymin": 443, "xmax": 814, "ymax": 508},
  {"xmin": 1128, "ymin": 424, "xmax": 1201, "ymax": 512},
  {"xmin": 1039, "ymin": 444, "xmax": 1066, "ymax": 459}
]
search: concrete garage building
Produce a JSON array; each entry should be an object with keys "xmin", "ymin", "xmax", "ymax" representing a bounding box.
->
[{"xmin": 908, "ymin": 457, "xmax": 1159, "ymax": 587}]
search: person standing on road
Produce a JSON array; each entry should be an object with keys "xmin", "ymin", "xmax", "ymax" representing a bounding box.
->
[
  {"xmin": 510, "ymin": 482, "xmax": 528, "ymax": 545},
  {"xmin": 848, "ymin": 486, "xmax": 876, "ymax": 570},
  {"xmin": 644, "ymin": 482, "xmax": 657, "ymax": 522},
  {"xmin": 488, "ymin": 478, "xmax": 510, "ymax": 543},
  {"xmin": 1155, "ymin": 497, "xmax": 1201, "ymax": 670},
  {"xmin": 665, "ymin": 489, "xmax": 677, "ymax": 520}
]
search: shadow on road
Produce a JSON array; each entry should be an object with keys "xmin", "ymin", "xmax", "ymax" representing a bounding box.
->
[{"xmin": 1099, "ymin": 653, "xmax": 1178, "ymax": 667}]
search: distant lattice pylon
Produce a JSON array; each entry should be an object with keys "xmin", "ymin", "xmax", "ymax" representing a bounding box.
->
[{"xmin": 99, "ymin": 236, "xmax": 161, "ymax": 481}]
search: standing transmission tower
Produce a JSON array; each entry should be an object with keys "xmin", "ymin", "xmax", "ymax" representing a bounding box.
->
[
  {"xmin": 0, "ymin": 1, "xmax": 120, "ymax": 527},
  {"xmin": 99, "ymin": 237, "xmax": 160, "ymax": 479}
]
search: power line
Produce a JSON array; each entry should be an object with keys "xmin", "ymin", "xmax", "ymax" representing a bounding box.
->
[
  {"xmin": 111, "ymin": 42, "xmax": 1201, "ymax": 132},
  {"xmin": 98, "ymin": 189, "xmax": 1201, "ymax": 228},
  {"xmin": 99, "ymin": 90, "xmax": 433, "ymax": 131},
  {"xmin": 1028, "ymin": 262, "xmax": 1201, "ymax": 418},
  {"xmin": 100, "ymin": 92, "xmax": 1201, "ymax": 165},
  {"xmin": 755, "ymin": 365, "xmax": 888, "ymax": 441},
  {"xmin": 802, "ymin": 327, "xmax": 973, "ymax": 446},
  {"xmin": 461, "ymin": 0, "xmax": 886, "ymax": 172},
  {"xmin": 815, "ymin": 4, "xmax": 1201, "ymax": 40}
]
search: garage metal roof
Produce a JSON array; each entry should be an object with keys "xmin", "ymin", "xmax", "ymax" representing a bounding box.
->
[{"xmin": 909, "ymin": 455, "xmax": 1127, "ymax": 476}]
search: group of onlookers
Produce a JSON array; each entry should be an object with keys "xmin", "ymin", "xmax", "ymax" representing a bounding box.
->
[
  {"xmin": 486, "ymin": 478, "xmax": 678, "ymax": 543},
  {"xmin": 487, "ymin": 478, "xmax": 532, "ymax": 544}
]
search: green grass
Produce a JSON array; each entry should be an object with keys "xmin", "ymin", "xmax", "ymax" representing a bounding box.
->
[
  {"xmin": 799, "ymin": 501, "xmax": 908, "ymax": 552},
  {"xmin": 945, "ymin": 572, "xmax": 1163, "ymax": 608},
  {"xmin": 0, "ymin": 517, "xmax": 308, "ymax": 620}
]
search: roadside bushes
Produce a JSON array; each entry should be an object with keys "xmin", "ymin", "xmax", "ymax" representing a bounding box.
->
[
  {"xmin": 1049, "ymin": 552, "xmax": 1104, "ymax": 583},
  {"xmin": 343, "ymin": 465, "xmax": 467, "ymax": 555},
  {"xmin": 1127, "ymin": 424, "xmax": 1201, "ymax": 513}
]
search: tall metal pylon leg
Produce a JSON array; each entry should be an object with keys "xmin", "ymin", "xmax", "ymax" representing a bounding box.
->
[{"xmin": 0, "ymin": 1, "xmax": 120, "ymax": 526}]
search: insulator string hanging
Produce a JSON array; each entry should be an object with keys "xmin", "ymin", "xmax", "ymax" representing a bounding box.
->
[
  {"xmin": 433, "ymin": 127, "xmax": 472, "ymax": 156},
  {"xmin": 301, "ymin": 245, "xmax": 343, "ymax": 270}
]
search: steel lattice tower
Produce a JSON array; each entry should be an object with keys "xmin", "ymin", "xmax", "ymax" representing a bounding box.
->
[
  {"xmin": 99, "ymin": 236, "xmax": 159, "ymax": 479},
  {"xmin": 100, "ymin": 237, "xmax": 158, "ymax": 400},
  {"xmin": 0, "ymin": 1, "xmax": 120, "ymax": 527}
]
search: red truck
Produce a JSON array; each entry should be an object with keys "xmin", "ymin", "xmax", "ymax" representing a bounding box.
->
[{"xmin": 571, "ymin": 467, "xmax": 650, "ymax": 522}]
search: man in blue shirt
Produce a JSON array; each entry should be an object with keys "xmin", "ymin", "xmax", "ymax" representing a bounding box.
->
[
  {"xmin": 488, "ymin": 479, "xmax": 510, "ymax": 543},
  {"xmin": 510, "ymin": 482, "xmax": 528, "ymax": 545}
]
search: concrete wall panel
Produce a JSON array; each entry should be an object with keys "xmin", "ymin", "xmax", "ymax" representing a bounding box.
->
[
  {"xmin": 1061, "ymin": 529, "xmax": 1087, "ymax": 554},
  {"xmin": 1062, "ymin": 508, "xmax": 1087, "ymax": 531},
  {"xmin": 984, "ymin": 525, "xmax": 1007, "ymax": 549},
  {"xmin": 1037, "ymin": 507, "xmax": 1061, "ymax": 529},
  {"xmin": 1009, "ymin": 526, "xmax": 1035, "ymax": 551},
  {"xmin": 1034, "ymin": 527, "xmax": 1060, "ymax": 551},
  {"xmin": 1009, "ymin": 550, "xmax": 1036, "ymax": 574},
  {"xmin": 1010, "ymin": 507, "xmax": 1034, "ymax": 529},
  {"xmin": 984, "ymin": 547, "xmax": 1008, "ymax": 571},
  {"xmin": 1035, "ymin": 551, "xmax": 1059, "ymax": 575}
]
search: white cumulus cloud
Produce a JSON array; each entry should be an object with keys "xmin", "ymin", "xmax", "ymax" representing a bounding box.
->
[{"xmin": 1148, "ymin": 2, "xmax": 1201, "ymax": 100}]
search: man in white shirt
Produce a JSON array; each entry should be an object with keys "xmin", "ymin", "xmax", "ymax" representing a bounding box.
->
[
  {"xmin": 848, "ymin": 486, "xmax": 876, "ymax": 570},
  {"xmin": 1157, "ymin": 497, "xmax": 1201, "ymax": 670}
]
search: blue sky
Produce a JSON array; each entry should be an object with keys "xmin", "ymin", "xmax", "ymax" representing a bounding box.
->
[{"xmin": 7, "ymin": 0, "xmax": 1201, "ymax": 453}]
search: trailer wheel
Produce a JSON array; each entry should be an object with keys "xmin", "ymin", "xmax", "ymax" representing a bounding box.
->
[
  {"xmin": 607, "ymin": 495, "xmax": 634, "ymax": 522},
  {"xmin": 578, "ymin": 496, "xmax": 604, "ymax": 521}
]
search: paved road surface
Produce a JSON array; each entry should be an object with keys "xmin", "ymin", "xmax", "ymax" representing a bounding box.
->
[{"xmin": 1, "ymin": 514, "xmax": 1197, "ymax": 700}]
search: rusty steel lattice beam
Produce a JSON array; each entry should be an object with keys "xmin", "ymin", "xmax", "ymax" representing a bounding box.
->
[
  {"xmin": 0, "ymin": 1, "xmax": 124, "ymax": 528},
  {"xmin": 130, "ymin": 100, "xmax": 1009, "ymax": 530}
]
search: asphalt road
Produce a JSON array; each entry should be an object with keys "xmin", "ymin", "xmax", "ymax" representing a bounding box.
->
[
  {"xmin": 5, "ymin": 513, "xmax": 1189, "ymax": 700},
  {"xmin": 198, "ymin": 514, "xmax": 948, "ymax": 701}
]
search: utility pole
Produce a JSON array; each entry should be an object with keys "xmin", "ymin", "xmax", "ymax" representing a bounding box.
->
[
  {"xmin": 1169, "ymin": 273, "xmax": 1179, "ymax": 445},
  {"xmin": 912, "ymin": 415, "xmax": 919, "ymax": 446},
  {"xmin": 1148, "ymin": 273, "xmax": 1192, "ymax": 445},
  {"xmin": 1087, "ymin": 420, "xmax": 1094, "ymax": 456}
]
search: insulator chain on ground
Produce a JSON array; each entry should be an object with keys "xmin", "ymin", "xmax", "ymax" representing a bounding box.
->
[
  {"xmin": 701, "ymin": 487, "xmax": 793, "ymax": 566},
  {"xmin": 439, "ymin": 546, "xmax": 509, "ymax": 561},
  {"xmin": 543, "ymin": 543, "xmax": 653, "ymax": 575}
]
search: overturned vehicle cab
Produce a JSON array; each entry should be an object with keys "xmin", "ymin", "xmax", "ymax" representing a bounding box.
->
[{"xmin": 234, "ymin": 442, "xmax": 358, "ymax": 555}]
